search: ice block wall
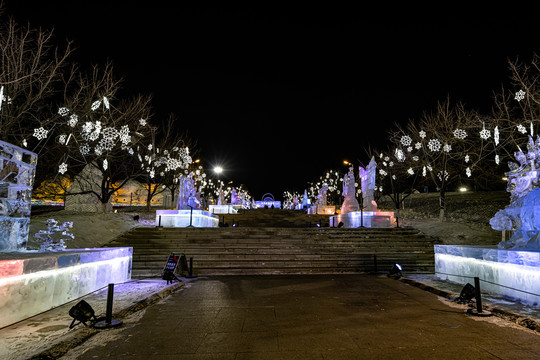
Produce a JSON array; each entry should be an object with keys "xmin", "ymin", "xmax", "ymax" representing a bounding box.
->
[
  {"xmin": 0, "ymin": 247, "xmax": 132, "ymax": 328},
  {"xmin": 435, "ymin": 245, "xmax": 540, "ymax": 307},
  {"xmin": 0, "ymin": 140, "xmax": 38, "ymax": 252}
]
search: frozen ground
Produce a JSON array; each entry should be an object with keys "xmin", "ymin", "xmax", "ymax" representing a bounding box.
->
[{"xmin": 2, "ymin": 191, "xmax": 539, "ymax": 359}]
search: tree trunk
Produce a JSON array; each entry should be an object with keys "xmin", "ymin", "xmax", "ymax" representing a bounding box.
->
[{"xmin": 439, "ymin": 189, "xmax": 446, "ymax": 222}]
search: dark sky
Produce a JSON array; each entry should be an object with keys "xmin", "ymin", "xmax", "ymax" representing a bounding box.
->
[{"xmin": 4, "ymin": 3, "xmax": 540, "ymax": 199}]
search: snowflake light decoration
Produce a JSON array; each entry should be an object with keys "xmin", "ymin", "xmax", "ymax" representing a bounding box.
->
[
  {"xmin": 495, "ymin": 154, "xmax": 500, "ymax": 165},
  {"xmin": 80, "ymin": 144, "xmax": 90, "ymax": 155},
  {"xmin": 466, "ymin": 167, "xmax": 472, "ymax": 177},
  {"xmin": 395, "ymin": 148, "xmax": 405, "ymax": 162},
  {"xmin": 400, "ymin": 135, "xmax": 412, "ymax": 146},
  {"xmin": 515, "ymin": 89, "xmax": 526, "ymax": 102},
  {"xmin": 479, "ymin": 126, "xmax": 491, "ymax": 140},
  {"xmin": 58, "ymin": 134, "xmax": 67, "ymax": 145},
  {"xmin": 91, "ymin": 100, "xmax": 102, "ymax": 111},
  {"xmin": 407, "ymin": 168, "xmax": 414, "ymax": 175},
  {"xmin": 415, "ymin": 142, "xmax": 422, "ymax": 150},
  {"xmin": 103, "ymin": 96, "xmax": 110, "ymax": 109},
  {"xmin": 119, "ymin": 125, "xmax": 131, "ymax": 145},
  {"xmin": 67, "ymin": 114, "xmax": 78, "ymax": 127},
  {"xmin": 437, "ymin": 171, "xmax": 449, "ymax": 182},
  {"xmin": 139, "ymin": 118, "xmax": 147, "ymax": 126},
  {"xmin": 453, "ymin": 129, "xmax": 467, "ymax": 139},
  {"xmin": 58, "ymin": 107, "xmax": 69, "ymax": 116},
  {"xmin": 419, "ymin": 130, "xmax": 426, "ymax": 139},
  {"xmin": 33, "ymin": 127, "xmax": 48, "ymax": 140},
  {"xmin": 422, "ymin": 166, "xmax": 427, "ymax": 177},
  {"xmin": 517, "ymin": 124, "xmax": 527, "ymax": 134},
  {"xmin": 103, "ymin": 159, "xmax": 108, "ymax": 170},
  {"xmin": 58, "ymin": 162, "xmax": 68, "ymax": 174},
  {"xmin": 379, "ymin": 169, "xmax": 387, "ymax": 176},
  {"xmin": 427, "ymin": 139, "xmax": 441, "ymax": 152},
  {"xmin": 494, "ymin": 126, "xmax": 500, "ymax": 146},
  {"xmin": 465, "ymin": 154, "xmax": 470, "ymax": 163},
  {"xmin": 443, "ymin": 143, "xmax": 451, "ymax": 153}
]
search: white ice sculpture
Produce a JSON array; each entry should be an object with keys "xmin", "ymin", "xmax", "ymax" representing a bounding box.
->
[
  {"xmin": 316, "ymin": 185, "xmax": 328, "ymax": 206},
  {"xmin": 490, "ymin": 135, "xmax": 540, "ymax": 249},
  {"xmin": 176, "ymin": 173, "xmax": 200, "ymax": 210},
  {"xmin": 340, "ymin": 167, "xmax": 359, "ymax": 214},
  {"xmin": 34, "ymin": 218, "xmax": 74, "ymax": 252},
  {"xmin": 0, "ymin": 140, "xmax": 38, "ymax": 252},
  {"xmin": 230, "ymin": 188, "xmax": 238, "ymax": 204},
  {"xmin": 359, "ymin": 156, "xmax": 377, "ymax": 211}
]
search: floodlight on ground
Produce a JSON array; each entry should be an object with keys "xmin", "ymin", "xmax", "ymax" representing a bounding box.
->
[
  {"xmin": 387, "ymin": 263, "xmax": 402, "ymax": 279},
  {"xmin": 456, "ymin": 283, "xmax": 475, "ymax": 304},
  {"xmin": 68, "ymin": 300, "xmax": 97, "ymax": 329}
]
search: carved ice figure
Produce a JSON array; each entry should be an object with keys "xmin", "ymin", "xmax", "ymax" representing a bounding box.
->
[
  {"xmin": 340, "ymin": 167, "xmax": 359, "ymax": 214},
  {"xmin": 0, "ymin": 140, "xmax": 37, "ymax": 252},
  {"xmin": 34, "ymin": 218, "xmax": 74, "ymax": 252},
  {"xmin": 316, "ymin": 185, "xmax": 328, "ymax": 206},
  {"xmin": 231, "ymin": 188, "xmax": 238, "ymax": 204},
  {"xmin": 359, "ymin": 156, "xmax": 377, "ymax": 211},
  {"xmin": 177, "ymin": 173, "xmax": 200, "ymax": 209},
  {"xmin": 490, "ymin": 135, "xmax": 540, "ymax": 249},
  {"xmin": 217, "ymin": 185, "xmax": 224, "ymax": 205}
]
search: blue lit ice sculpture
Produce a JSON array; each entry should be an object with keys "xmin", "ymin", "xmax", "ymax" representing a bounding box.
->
[
  {"xmin": 176, "ymin": 173, "xmax": 200, "ymax": 210},
  {"xmin": 0, "ymin": 140, "xmax": 37, "ymax": 252},
  {"xmin": 490, "ymin": 135, "xmax": 540, "ymax": 249}
]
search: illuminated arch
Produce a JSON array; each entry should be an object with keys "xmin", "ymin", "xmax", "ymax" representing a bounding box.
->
[{"xmin": 261, "ymin": 193, "xmax": 275, "ymax": 202}]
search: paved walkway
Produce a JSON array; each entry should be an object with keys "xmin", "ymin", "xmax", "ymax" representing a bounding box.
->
[{"xmin": 66, "ymin": 275, "xmax": 540, "ymax": 359}]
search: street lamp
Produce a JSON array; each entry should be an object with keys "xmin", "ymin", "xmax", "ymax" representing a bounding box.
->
[{"xmin": 213, "ymin": 166, "xmax": 223, "ymax": 175}]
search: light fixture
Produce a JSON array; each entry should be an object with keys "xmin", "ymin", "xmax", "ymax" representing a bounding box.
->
[
  {"xmin": 388, "ymin": 263, "xmax": 402, "ymax": 279},
  {"xmin": 68, "ymin": 300, "xmax": 97, "ymax": 329},
  {"xmin": 456, "ymin": 283, "xmax": 475, "ymax": 304},
  {"xmin": 213, "ymin": 166, "xmax": 223, "ymax": 174}
]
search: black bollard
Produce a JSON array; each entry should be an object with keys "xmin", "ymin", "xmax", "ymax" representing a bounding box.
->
[
  {"xmin": 93, "ymin": 284, "xmax": 123, "ymax": 329},
  {"xmin": 474, "ymin": 276, "xmax": 482, "ymax": 313},
  {"xmin": 466, "ymin": 277, "xmax": 492, "ymax": 317}
]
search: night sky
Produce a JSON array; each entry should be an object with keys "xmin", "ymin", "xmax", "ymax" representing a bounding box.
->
[{"xmin": 3, "ymin": 3, "xmax": 540, "ymax": 199}]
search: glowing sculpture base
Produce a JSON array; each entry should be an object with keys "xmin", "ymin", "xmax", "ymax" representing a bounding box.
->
[
  {"xmin": 156, "ymin": 209, "xmax": 218, "ymax": 228},
  {"xmin": 0, "ymin": 247, "xmax": 132, "ymax": 328},
  {"xmin": 435, "ymin": 245, "xmax": 540, "ymax": 307},
  {"xmin": 209, "ymin": 205, "xmax": 238, "ymax": 214},
  {"xmin": 330, "ymin": 210, "xmax": 396, "ymax": 228},
  {"xmin": 307, "ymin": 205, "xmax": 335, "ymax": 215}
]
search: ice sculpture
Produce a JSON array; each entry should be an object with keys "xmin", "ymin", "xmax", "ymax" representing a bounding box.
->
[
  {"xmin": 176, "ymin": 173, "xmax": 200, "ymax": 210},
  {"xmin": 340, "ymin": 167, "xmax": 359, "ymax": 214},
  {"xmin": 34, "ymin": 218, "xmax": 74, "ymax": 252},
  {"xmin": 316, "ymin": 185, "xmax": 328, "ymax": 206},
  {"xmin": 359, "ymin": 156, "xmax": 377, "ymax": 211},
  {"xmin": 490, "ymin": 135, "xmax": 540, "ymax": 249},
  {"xmin": 0, "ymin": 140, "xmax": 38, "ymax": 252}
]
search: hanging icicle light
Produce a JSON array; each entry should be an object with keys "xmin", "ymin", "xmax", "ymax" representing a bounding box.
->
[{"xmin": 494, "ymin": 126, "xmax": 500, "ymax": 146}]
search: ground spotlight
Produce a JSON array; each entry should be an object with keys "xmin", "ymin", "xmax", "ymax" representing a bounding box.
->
[
  {"xmin": 456, "ymin": 283, "xmax": 476, "ymax": 304},
  {"xmin": 388, "ymin": 263, "xmax": 402, "ymax": 278},
  {"xmin": 68, "ymin": 300, "xmax": 97, "ymax": 329}
]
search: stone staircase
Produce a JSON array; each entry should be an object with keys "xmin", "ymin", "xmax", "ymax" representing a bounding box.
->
[{"xmin": 106, "ymin": 226, "xmax": 437, "ymax": 277}]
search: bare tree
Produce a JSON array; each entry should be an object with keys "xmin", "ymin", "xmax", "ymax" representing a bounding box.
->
[
  {"xmin": 0, "ymin": 14, "xmax": 75, "ymax": 185},
  {"xmin": 391, "ymin": 98, "xmax": 491, "ymax": 221}
]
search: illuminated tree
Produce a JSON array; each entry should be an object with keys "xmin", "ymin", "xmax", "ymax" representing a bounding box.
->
[{"xmin": 390, "ymin": 99, "xmax": 491, "ymax": 221}]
